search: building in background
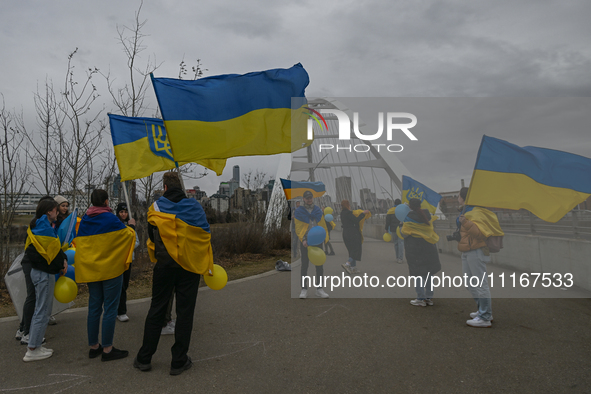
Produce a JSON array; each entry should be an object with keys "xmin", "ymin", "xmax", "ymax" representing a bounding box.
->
[{"xmin": 233, "ymin": 165, "xmax": 240, "ymax": 185}]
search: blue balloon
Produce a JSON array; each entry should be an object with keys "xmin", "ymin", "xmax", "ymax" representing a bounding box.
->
[
  {"xmin": 65, "ymin": 249, "xmax": 76, "ymax": 266},
  {"xmin": 324, "ymin": 214, "xmax": 334, "ymax": 222},
  {"xmin": 307, "ymin": 226, "xmax": 327, "ymax": 246},
  {"xmin": 395, "ymin": 204, "xmax": 411, "ymax": 222},
  {"xmin": 55, "ymin": 264, "xmax": 75, "ymax": 282}
]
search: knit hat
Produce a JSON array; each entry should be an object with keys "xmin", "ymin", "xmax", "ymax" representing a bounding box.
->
[
  {"xmin": 54, "ymin": 195, "xmax": 68, "ymax": 205},
  {"xmin": 116, "ymin": 202, "xmax": 128, "ymax": 213}
]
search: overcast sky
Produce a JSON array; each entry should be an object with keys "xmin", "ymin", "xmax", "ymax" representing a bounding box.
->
[{"xmin": 1, "ymin": 0, "xmax": 590, "ymax": 196}]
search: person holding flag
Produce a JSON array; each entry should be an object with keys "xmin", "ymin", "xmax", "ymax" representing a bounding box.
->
[
  {"xmin": 399, "ymin": 198, "xmax": 441, "ymax": 307},
  {"xmin": 294, "ymin": 190, "xmax": 330, "ymax": 299},
  {"xmin": 75, "ymin": 189, "xmax": 136, "ymax": 361},
  {"xmin": 386, "ymin": 199, "xmax": 404, "ymax": 264},
  {"xmin": 457, "ymin": 187, "xmax": 504, "ymax": 328},
  {"xmin": 134, "ymin": 171, "xmax": 213, "ymax": 375}
]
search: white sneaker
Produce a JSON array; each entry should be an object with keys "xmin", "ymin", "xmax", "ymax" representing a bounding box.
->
[
  {"xmin": 15, "ymin": 329, "xmax": 24, "ymax": 340},
  {"xmin": 466, "ymin": 316, "xmax": 492, "ymax": 328},
  {"xmin": 469, "ymin": 312, "xmax": 494, "ymax": 322},
  {"xmin": 161, "ymin": 321, "xmax": 175, "ymax": 335},
  {"xmin": 40, "ymin": 347, "xmax": 53, "ymax": 354},
  {"xmin": 350, "ymin": 267, "xmax": 361, "ymax": 274},
  {"xmin": 397, "ymin": 259, "xmax": 404, "ymax": 264},
  {"xmin": 425, "ymin": 299, "xmax": 434, "ymax": 306},
  {"xmin": 117, "ymin": 314, "xmax": 130, "ymax": 322},
  {"xmin": 23, "ymin": 348, "xmax": 53, "ymax": 362},
  {"xmin": 48, "ymin": 316, "xmax": 57, "ymax": 325},
  {"xmin": 299, "ymin": 289, "xmax": 308, "ymax": 299},
  {"xmin": 341, "ymin": 263, "xmax": 352, "ymax": 274},
  {"xmin": 410, "ymin": 299, "xmax": 426, "ymax": 307},
  {"xmin": 315, "ymin": 288, "xmax": 329, "ymax": 298}
]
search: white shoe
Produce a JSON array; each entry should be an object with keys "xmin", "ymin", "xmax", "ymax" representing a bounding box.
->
[
  {"xmin": 397, "ymin": 259, "xmax": 404, "ymax": 264},
  {"xmin": 15, "ymin": 329, "xmax": 24, "ymax": 340},
  {"xmin": 315, "ymin": 288, "xmax": 329, "ymax": 298},
  {"xmin": 161, "ymin": 321, "xmax": 175, "ymax": 335},
  {"xmin": 299, "ymin": 289, "xmax": 308, "ymax": 299},
  {"xmin": 23, "ymin": 348, "xmax": 53, "ymax": 362},
  {"xmin": 48, "ymin": 316, "xmax": 57, "ymax": 325},
  {"xmin": 117, "ymin": 314, "xmax": 130, "ymax": 322},
  {"xmin": 410, "ymin": 299, "xmax": 426, "ymax": 307},
  {"xmin": 466, "ymin": 316, "xmax": 492, "ymax": 328},
  {"xmin": 341, "ymin": 263, "xmax": 352, "ymax": 274},
  {"xmin": 470, "ymin": 312, "xmax": 493, "ymax": 322},
  {"xmin": 40, "ymin": 347, "xmax": 53, "ymax": 354},
  {"xmin": 425, "ymin": 299, "xmax": 434, "ymax": 306}
]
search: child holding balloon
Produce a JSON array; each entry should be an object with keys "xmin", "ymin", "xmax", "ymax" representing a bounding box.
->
[{"xmin": 22, "ymin": 198, "xmax": 68, "ymax": 362}]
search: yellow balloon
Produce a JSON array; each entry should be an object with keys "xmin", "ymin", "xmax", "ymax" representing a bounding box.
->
[
  {"xmin": 383, "ymin": 233, "xmax": 392, "ymax": 242},
  {"xmin": 204, "ymin": 264, "xmax": 228, "ymax": 290},
  {"xmin": 308, "ymin": 246, "xmax": 326, "ymax": 266},
  {"xmin": 324, "ymin": 207, "xmax": 333, "ymax": 215},
  {"xmin": 54, "ymin": 276, "xmax": 78, "ymax": 304}
]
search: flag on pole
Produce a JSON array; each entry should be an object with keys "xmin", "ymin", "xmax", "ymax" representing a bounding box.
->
[
  {"xmin": 151, "ymin": 63, "xmax": 310, "ymax": 162},
  {"xmin": 466, "ymin": 135, "xmax": 591, "ymax": 222},
  {"xmin": 401, "ymin": 175, "xmax": 442, "ymax": 214},
  {"xmin": 280, "ymin": 179, "xmax": 326, "ymax": 200},
  {"xmin": 108, "ymin": 114, "xmax": 226, "ymax": 181}
]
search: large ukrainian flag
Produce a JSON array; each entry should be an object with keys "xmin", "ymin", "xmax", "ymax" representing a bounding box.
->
[
  {"xmin": 293, "ymin": 205, "xmax": 329, "ymax": 245},
  {"xmin": 25, "ymin": 216, "xmax": 61, "ymax": 264},
  {"xmin": 74, "ymin": 213, "xmax": 135, "ymax": 283},
  {"xmin": 467, "ymin": 136, "xmax": 591, "ymax": 223},
  {"xmin": 151, "ymin": 63, "xmax": 310, "ymax": 162},
  {"xmin": 401, "ymin": 176, "xmax": 442, "ymax": 214},
  {"xmin": 109, "ymin": 114, "xmax": 226, "ymax": 181},
  {"xmin": 280, "ymin": 179, "xmax": 326, "ymax": 200},
  {"xmin": 147, "ymin": 197, "xmax": 213, "ymax": 275}
]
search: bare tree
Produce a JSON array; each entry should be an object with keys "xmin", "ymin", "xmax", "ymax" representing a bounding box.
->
[
  {"xmin": 242, "ymin": 169, "xmax": 270, "ymax": 191},
  {"xmin": 0, "ymin": 96, "xmax": 30, "ymax": 278}
]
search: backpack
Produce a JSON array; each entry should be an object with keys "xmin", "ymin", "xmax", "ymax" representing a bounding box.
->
[{"xmin": 487, "ymin": 236, "xmax": 503, "ymax": 253}]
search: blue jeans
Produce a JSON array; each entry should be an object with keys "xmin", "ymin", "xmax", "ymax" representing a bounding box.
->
[
  {"xmin": 347, "ymin": 257, "xmax": 356, "ymax": 267},
  {"xmin": 28, "ymin": 268, "xmax": 52, "ymax": 348},
  {"xmin": 394, "ymin": 236, "xmax": 404, "ymax": 261},
  {"xmin": 87, "ymin": 275, "xmax": 123, "ymax": 348},
  {"xmin": 415, "ymin": 275, "xmax": 434, "ymax": 300},
  {"xmin": 462, "ymin": 249, "xmax": 492, "ymax": 321}
]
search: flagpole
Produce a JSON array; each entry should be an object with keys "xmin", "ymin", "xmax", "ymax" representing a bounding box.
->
[{"xmin": 121, "ymin": 180, "xmax": 133, "ymax": 220}]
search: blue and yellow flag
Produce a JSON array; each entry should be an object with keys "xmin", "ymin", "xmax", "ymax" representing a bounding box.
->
[
  {"xmin": 151, "ymin": 63, "xmax": 310, "ymax": 162},
  {"xmin": 467, "ymin": 135, "xmax": 591, "ymax": 223},
  {"xmin": 401, "ymin": 215, "xmax": 439, "ymax": 244},
  {"xmin": 25, "ymin": 216, "xmax": 61, "ymax": 264},
  {"xmin": 147, "ymin": 197, "xmax": 213, "ymax": 275},
  {"xmin": 401, "ymin": 176, "xmax": 442, "ymax": 214},
  {"xmin": 293, "ymin": 205, "xmax": 329, "ymax": 245},
  {"xmin": 280, "ymin": 179, "xmax": 325, "ymax": 200},
  {"xmin": 74, "ymin": 213, "xmax": 135, "ymax": 283},
  {"xmin": 352, "ymin": 209, "xmax": 372, "ymax": 243},
  {"xmin": 108, "ymin": 114, "xmax": 226, "ymax": 181},
  {"xmin": 463, "ymin": 206, "xmax": 504, "ymax": 238}
]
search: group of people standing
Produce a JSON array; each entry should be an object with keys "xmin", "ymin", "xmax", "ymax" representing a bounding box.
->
[{"xmin": 17, "ymin": 171, "xmax": 211, "ymax": 375}]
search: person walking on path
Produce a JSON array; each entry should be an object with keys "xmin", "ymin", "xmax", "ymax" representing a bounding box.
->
[
  {"xmin": 293, "ymin": 191, "xmax": 330, "ymax": 299},
  {"xmin": 385, "ymin": 198, "xmax": 404, "ymax": 264},
  {"xmin": 21, "ymin": 198, "xmax": 68, "ymax": 362},
  {"xmin": 134, "ymin": 171, "xmax": 214, "ymax": 375},
  {"xmin": 399, "ymin": 198, "xmax": 441, "ymax": 307},
  {"xmin": 75, "ymin": 189, "xmax": 136, "ymax": 361},
  {"xmin": 340, "ymin": 200, "xmax": 370, "ymax": 274}
]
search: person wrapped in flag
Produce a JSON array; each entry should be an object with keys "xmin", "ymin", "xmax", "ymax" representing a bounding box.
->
[
  {"xmin": 75, "ymin": 189, "xmax": 136, "ymax": 361},
  {"xmin": 340, "ymin": 201, "xmax": 371, "ymax": 275},
  {"xmin": 399, "ymin": 198, "xmax": 441, "ymax": 308},
  {"xmin": 294, "ymin": 190, "xmax": 330, "ymax": 299},
  {"xmin": 21, "ymin": 198, "xmax": 68, "ymax": 362},
  {"xmin": 135, "ymin": 171, "xmax": 213, "ymax": 375}
]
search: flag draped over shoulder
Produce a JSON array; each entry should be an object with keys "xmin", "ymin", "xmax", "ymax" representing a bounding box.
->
[
  {"xmin": 401, "ymin": 216, "xmax": 439, "ymax": 244},
  {"xmin": 25, "ymin": 216, "xmax": 61, "ymax": 264},
  {"xmin": 108, "ymin": 114, "xmax": 226, "ymax": 181},
  {"xmin": 74, "ymin": 213, "xmax": 135, "ymax": 283},
  {"xmin": 293, "ymin": 205, "xmax": 329, "ymax": 244},
  {"xmin": 147, "ymin": 197, "xmax": 213, "ymax": 275},
  {"xmin": 401, "ymin": 176, "xmax": 442, "ymax": 214},
  {"xmin": 151, "ymin": 63, "xmax": 310, "ymax": 162},
  {"xmin": 280, "ymin": 179, "xmax": 325, "ymax": 200},
  {"xmin": 463, "ymin": 206, "xmax": 504, "ymax": 238},
  {"xmin": 467, "ymin": 136, "xmax": 591, "ymax": 223}
]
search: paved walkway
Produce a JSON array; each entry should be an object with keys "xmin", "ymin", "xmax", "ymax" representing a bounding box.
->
[{"xmin": 1, "ymin": 235, "xmax": 590, "ymax": 393}]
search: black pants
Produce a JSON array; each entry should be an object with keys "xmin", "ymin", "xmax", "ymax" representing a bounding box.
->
[
  {"xmin": 136, "ymin": 263, "xmax": 200, "ymax": 368},
  {"xmin": 300, "ymin": 243, "xmax": 324, "ymax": 289},
  {"xmin": 117, "ymin": 264, "xmax": 132, "ymax": 316},
  {"xmin": 19, "ymin": 262, "xmax": 35, "ymax": 335}
]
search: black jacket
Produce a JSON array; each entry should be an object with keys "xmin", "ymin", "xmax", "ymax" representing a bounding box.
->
[{"xmin": 148, "ymin": 187, "xmax": 187, "ymax": 268}]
